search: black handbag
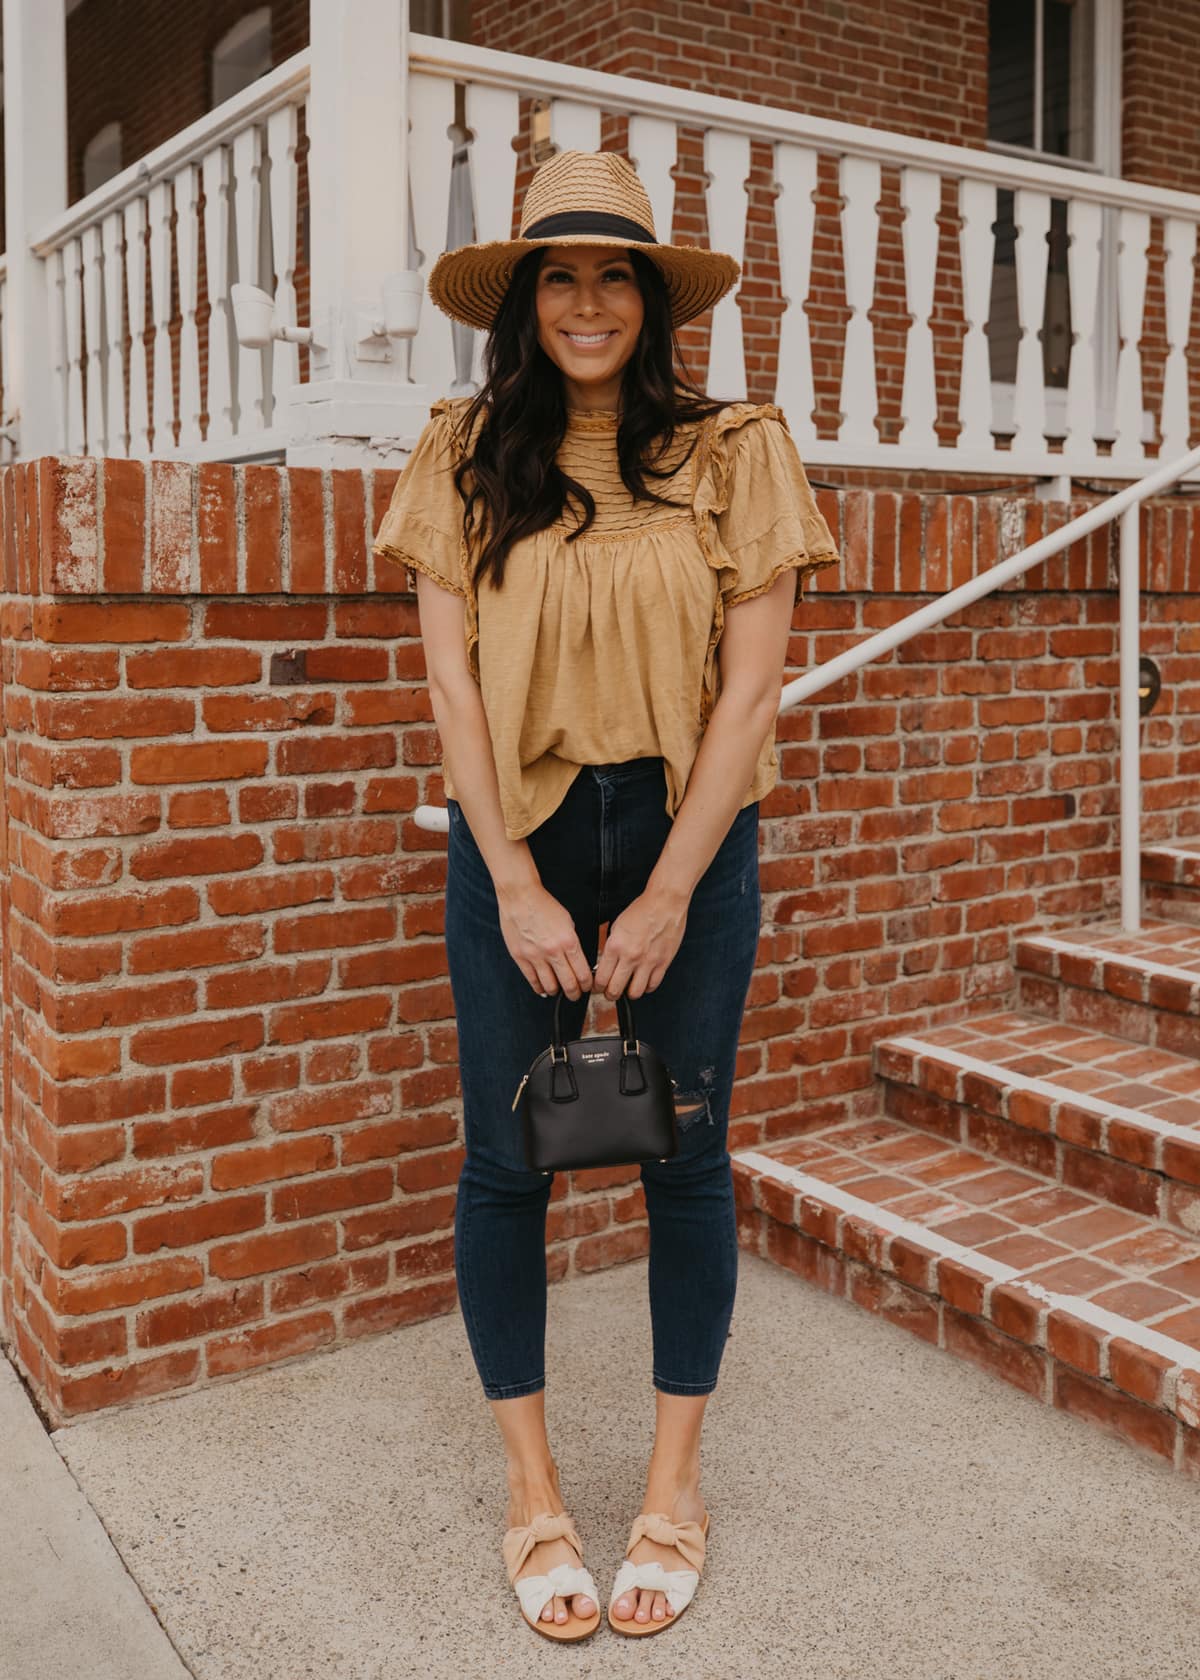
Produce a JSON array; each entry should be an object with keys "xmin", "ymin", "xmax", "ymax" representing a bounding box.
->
[{"xmin": 511, "ymin": 988, "xmax": 679, "ymax": 1174}]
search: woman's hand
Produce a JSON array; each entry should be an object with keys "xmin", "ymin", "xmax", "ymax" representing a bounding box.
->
[
  {"xmin": 593, "ymin": 886, "xmax": 690, "ymax": 1001},
  {"xmin": 497, "ymin": 881, "xmax": 595, "ymax": 998}
]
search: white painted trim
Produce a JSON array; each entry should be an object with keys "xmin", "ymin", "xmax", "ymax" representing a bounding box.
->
[{"xmin": 735, "ymin": 1149, "xmax": 1200, "ymax": 1380}]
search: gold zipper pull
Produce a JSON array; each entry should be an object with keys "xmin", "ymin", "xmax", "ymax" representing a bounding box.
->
[{"xmin": 511, "ymin": 1072, "xmax": 530, "ymax": 1112}]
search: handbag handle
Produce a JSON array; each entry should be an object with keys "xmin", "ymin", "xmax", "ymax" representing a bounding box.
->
[
  {"xmin": 547, "ymin": 986, "xmax": 647, "ymax": 1100},
  {"xmin": 550, "ymin": 985, "xmax": 637, "ymax": 1052}
]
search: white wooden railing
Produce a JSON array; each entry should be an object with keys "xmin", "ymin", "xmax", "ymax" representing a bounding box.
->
[
  {"xmin": 409, "ymin": 36, "xmax": 1200, "ymax": 482},
  {"xmin": 30, "ymin": 53, "xmax": 309, "ymax": 462},
  {"xmin": 10, "ymin": 32, "xmax": 1200, "ymax": 478}
]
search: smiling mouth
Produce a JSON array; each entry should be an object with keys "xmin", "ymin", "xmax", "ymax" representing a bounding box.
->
[{"xmin": 561, "ymin": 329, "xmax": 618, "ymax": 346}]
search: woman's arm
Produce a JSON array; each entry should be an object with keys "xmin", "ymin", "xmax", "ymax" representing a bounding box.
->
[
  {"xmin": 416, "ymin": 573, "xmax": 594, "ymax": 998},
  {"xmin": 645, "ymin": 566, "xmax": 796, "ymax": 905},
  {"xmin": 416, "ymin": 572, "xmax": 538, "ymax": 898}
]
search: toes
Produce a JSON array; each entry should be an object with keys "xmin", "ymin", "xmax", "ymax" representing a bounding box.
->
[
  {"xmin": 613, "ymin": 1594, "xmax": 633, "ymax": 1617},
  {"xmin": 635, "ymin": 1588, "xmax": 652, "ymax": 1622},
  {"xmin": 651, "ymin": 1590, "xmax": 667, "ymax": 1621},
  {"xmin": 555, "ymin": 1594, "xmax": 568, "ymax": 1624},
  {"xmin": 574, "ymin": 1594, "xmax": 595, "ymax": 1617}
]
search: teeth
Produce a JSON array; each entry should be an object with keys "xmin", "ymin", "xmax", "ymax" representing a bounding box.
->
[{"xmin": 564, "ymin": 331, "xmax": 614, "ymax": 344}]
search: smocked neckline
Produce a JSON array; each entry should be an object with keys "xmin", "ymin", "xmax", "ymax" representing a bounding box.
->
[{"xmin": 566, "ymin": 406, "xmax": 620, "ymax": 421}]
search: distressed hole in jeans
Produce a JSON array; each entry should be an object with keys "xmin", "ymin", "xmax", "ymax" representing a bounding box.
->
[{"xmin": 674, "ymin": 1092, "xmax": 712, "ymax": 1132}]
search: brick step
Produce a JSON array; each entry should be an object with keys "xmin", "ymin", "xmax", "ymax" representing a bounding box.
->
[
  {"xmin": 873, "ymin": 1008, "xmax": 1200, "ymax": 1235},
  {"xmin": 732, "ymin": 1119, "xmax": 1200, "ymax": 1478},
  {"xmin": 1144, "ymin": 844, "xmax": 1200, "ymax": 926},
  {"xmin": 1014, "ymin": 916, "xmax": 1200, "ymax": 1061}
]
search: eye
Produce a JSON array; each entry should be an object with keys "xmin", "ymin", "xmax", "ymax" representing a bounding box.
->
[{"xmin": 545, "ymin": 267, "xmax": 632, "ymax": 282}]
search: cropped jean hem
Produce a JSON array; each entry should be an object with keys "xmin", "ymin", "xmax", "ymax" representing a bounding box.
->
[
  {"xmin": 652, "ymin": 1375, "xmax": 719, "ymax": 1396},
  {"xmin": 483, "ymin": 1376, "xmax": 547, "ymax": 1401}
]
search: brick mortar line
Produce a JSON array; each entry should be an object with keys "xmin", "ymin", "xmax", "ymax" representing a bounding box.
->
[{"xmin": 735, "ymin": 1147, "xmax": 1200, "ymax": 1385}]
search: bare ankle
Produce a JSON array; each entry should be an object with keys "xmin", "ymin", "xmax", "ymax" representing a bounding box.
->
[
  {"xmin": 645, "ymin": 1454, "xmax": 702, "ymax": 1501},
  {"xmin": 506, "ymin": 1455, "xmax": 562, "ymax": 1507}
]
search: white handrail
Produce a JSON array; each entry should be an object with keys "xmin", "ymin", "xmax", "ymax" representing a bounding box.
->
[{"xmin": 415, "ymin": 442, "xmax": 1200, "ymax": 934}]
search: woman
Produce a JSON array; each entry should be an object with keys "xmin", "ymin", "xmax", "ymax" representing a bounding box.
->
[{"xmin": 372, "ymin": 149, "xmax": 839, "ymax": 1642}]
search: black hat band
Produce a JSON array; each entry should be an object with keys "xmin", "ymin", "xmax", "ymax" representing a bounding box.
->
[{"xmin": 521, "ymin": 210, "xmax": 657, "ymax": 243}]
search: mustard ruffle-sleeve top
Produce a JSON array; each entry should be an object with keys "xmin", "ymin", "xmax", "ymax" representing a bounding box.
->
[{"xmin": 372, "ymin": 396, "xmax": 840, "ymax": 840}]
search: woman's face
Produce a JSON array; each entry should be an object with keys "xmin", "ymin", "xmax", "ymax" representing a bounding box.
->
[{"xmin": 534, "ymin": 244, "xmax": 644, "ymax": 411}]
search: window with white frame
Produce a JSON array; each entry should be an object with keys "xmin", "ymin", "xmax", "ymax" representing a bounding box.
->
[
  {"xmin": 210, "ymin": 7, "xmax": 272, "ymax": 108},
  {"xmin": 82, "ymin": 121, "xmax": 122, "ymax": 195},
  {"xmin": 986, "ymin": 0, "xmax": 1121, "ymax": 419}
]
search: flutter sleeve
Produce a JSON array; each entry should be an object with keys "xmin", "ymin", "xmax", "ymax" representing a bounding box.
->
[
  {"xmin": 372, "ymin": 397, "xmax": 468, "ymax": 598},
  {"xmin": 694, "ymin": 402, "xmax": 840, "ymax": 609}
]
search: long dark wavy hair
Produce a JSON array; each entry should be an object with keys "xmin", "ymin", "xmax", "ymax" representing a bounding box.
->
[{"xmin": 444, "ymin": 246, "xmax": 736, "ymax": 595}]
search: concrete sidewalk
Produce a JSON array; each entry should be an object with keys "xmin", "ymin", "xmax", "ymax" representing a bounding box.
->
[{"xmin": 7, "ymin": 1249, "xmax": 1200, "ymax": 1679}]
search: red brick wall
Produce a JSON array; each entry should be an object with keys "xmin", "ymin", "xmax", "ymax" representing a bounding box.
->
[
  {"xmin": 1122, "ymin": 0, "xmax": 1200, "ymax": 195},
  {"xmin": 2, "ymin": 456, "xmax": 1199, "ymax": 1421}
]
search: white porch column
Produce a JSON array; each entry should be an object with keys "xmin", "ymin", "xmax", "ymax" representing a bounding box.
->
[
  {"xmin": 287, "ymin": 0, "xmax": 429, "ymax": 465},
  {"xmin": 2, "ymin": 0, "xmax": 68, "ymax": 458}
]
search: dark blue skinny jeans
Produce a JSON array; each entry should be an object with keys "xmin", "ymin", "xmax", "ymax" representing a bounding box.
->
[{"xmin": 445, "ymin": 755, "xmax": 761, "ymax": 1401}]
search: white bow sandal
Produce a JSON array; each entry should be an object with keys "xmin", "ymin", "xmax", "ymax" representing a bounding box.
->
[
  {"xmin": 607, "ymin": 1509, "xmax": 711, "ymax": 1636},
  {"xmin": 501, "ymin": 1509, "xmax": 601, "ymax": 1642}
]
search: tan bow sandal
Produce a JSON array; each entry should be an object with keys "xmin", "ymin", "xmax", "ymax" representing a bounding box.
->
[
  {"xmin": 607, "ymin": 1508, "xmax": 711, "ymax": 1636},
  {"xmin": 502, "ymin": 1509, "xmax": 601, "ymax": 1642}
]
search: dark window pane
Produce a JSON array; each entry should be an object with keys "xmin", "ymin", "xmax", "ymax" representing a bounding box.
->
[
  {"xmin": 1043, "ymin": 0, "xmax": 1095, "ymax": 160},
  {"xmin": 988, "ymin": 0, "xmax": 1036, "ymax": 147}
]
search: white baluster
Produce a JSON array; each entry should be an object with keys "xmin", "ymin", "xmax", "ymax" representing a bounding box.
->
[
  {"xmin": 627, "ymin": 115, "xmax": 678, "ymax": 261},
  {"xmin": 1113, "ymin": 207, "xmax": 1150, "ymax": 463},
  {"xmin": 899, "ymin": 166, "xmax": 940, "ymax": 451},
  {"xmin": 838, "ymin": 155, "xmax": 880, "ymax": 447},
  {"xmin": 772, "ymin": 141, "xmax": 817, "ymax": 442},
  {"xmin": 100, "ymin": 210, "xmax": 127, "ymax": 454},
  {"xmin": 1011, "ymin": 187, "xmax": 1051, "ymax": 455},
  {"xmin": 407, "ymin": 70, "xmax": 458, "ymax": 398},
  {"xmin": 232, "ymin": 123, "xmax": 265, "ymax": 437},
  {"xmin": 81, "ymin": 223, "xmax": 105, "ymax": 453},
  {"xmin": 147, "ymin": 177, "xmax": 175, "ymax": 452},
  {"xmin": 1160, "ymin": 216, "xmax": 1196, "ymax": 463},
  {"xmin": 704, "ymin": 128, "xmax": 749, "ymax": 399},
  {"xmin": 462, "ymin": 82, "xmax": 519, "ymax": 390},
  {"xmin": 266, "ymin": 102, "xmax": 301, "ymax": 423},
  {"xmin": 46, "ymin": 246, "xmax": 69, "ymax": 453},
  {"xmin": 174, "ymin": 162, "xmax": 202, "ymax": 449},
  {"xmin": 63, "ymin": 235, "xmax": 85, "ymax": 456},
  {"xmin": 123, "ymin": 195, "xmax": 150, "ymax": 457},
  {"xmin": 547, "ymin": 99, "xmax": 601, "ymax": 154},
  {"xmin": 1064, "ymin": 197, "xmax": 1102, "ymax": 463},
  {"xmin": 202, "ymin": 145, "xmax": 234, "ymax": 444},
  {"xmin": 957, "ymin": 177, "xmax": 995, "ymax": 453}
]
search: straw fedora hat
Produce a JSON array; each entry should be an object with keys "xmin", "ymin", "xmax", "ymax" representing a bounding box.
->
[{"xmin": 426, "ymin": 148, "xmax": 741, "ymax": 333}]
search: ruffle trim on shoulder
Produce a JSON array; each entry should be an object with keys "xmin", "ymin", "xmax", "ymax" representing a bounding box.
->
[
  {"xmin": 691, "ymin": 402, "xmax": 839, "ymax": 726},
  {"xmin": 434, "ymin": 396, "xmax": 483, "ymax": 686},
  {"xmin": 372, "ymin": 396, "xmax": 483, "ymax": 687},
  {"xmin": 692, "ymin": 404, "xmax": 780, "ymax": 725}
]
